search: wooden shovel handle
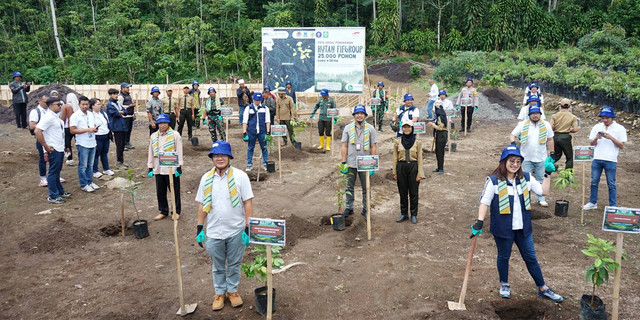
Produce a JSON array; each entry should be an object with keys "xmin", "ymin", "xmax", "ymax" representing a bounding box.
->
[{"xmin": 458, "ymin": 236, "xmax": 477, "ymax": 305}]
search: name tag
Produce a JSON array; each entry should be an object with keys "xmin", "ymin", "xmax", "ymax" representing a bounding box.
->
[{"xmin": 356, "ymin": 143, "xmax": 362, "ymax": 151}]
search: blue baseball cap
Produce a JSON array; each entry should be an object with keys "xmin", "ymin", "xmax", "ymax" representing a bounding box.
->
[
  {"xmin": 320, "ymin": 89, "xmax": 329, "ymax": 96},
  {"xmin": 352, "ymin": 104, "xmax": 368, "ymax": 116},
  {"xmin": 156, "ymin": 113, "xmax": 170, "ymax": 124},
  {"xmin": 12, "ymin": 71, "xmax": 21, "ymax": 78},
  {"xmin": 466, "ymin": 78, "xmax": 473, "ymax": 83},
  {"xmin": 526, "ymin": 95, "xmax": 541, "ymax": 105},
  {"xmin": 438, "ymin": 90, "xmax": 447, "ymax": 96},
  {"xmin": 500, "ymin": 145, "xmax": 524, "ymax": 162},
  {"xmin": 192, "ymin": 80, "xmax": 199, "ymax": 86},
  {"xmin": 208, "ymin": 141, "xmax": 234, "ymax": 159},
  {"xmin": 377, "ymin": 81, "xmax": 384, "ymax": 87},
  {"xmin": 529, "ymin": 83, "xmax": 540, "ymax": 89},
  {"xmin": 285, "ymin": 80, "xmax": 292, "ymax": 85},
  {"xmin": 253, "ymin": 92, "xmax": 263, "ymax": 101},
  {"xmin": 403, "ymin": 93, "xmax": 414, "ymax": 101},
  {"xmin": 121, "ymin": 82, "xmax": 131, "ymax": 88},
  {"xmin": 263, "ymin": 85, "xmax": 271, "ymax": 91},
  {"xmin": 150, "ymin": 86, "xmax": 160, "ymax": 94},
  {"xmin": 208, "ymin": 87, "xmax": 216, "ymax": 93},
  {"xmin": 598, "ymin": 106, "xmax": 616, "ymax": 118},
  {"xmin": 528, "ymin": 105, "xmax": 542, "ymax": 115}
]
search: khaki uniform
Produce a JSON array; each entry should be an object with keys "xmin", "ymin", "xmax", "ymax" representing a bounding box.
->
[{"xmin": 550, "ymin": 109, "xmax": 579, "ymax": 169}]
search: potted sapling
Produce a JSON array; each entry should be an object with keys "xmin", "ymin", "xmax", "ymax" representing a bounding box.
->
[
  {"xmin": 290, "ymin": 120, "xmax": 308, "ymax": 150},
  {"xmin": 121, "ymin": 169, "xmax": 148, "ymax": 238},
  {"xmin": 241, "ymin": 245, "xmax": 284, "ymax": 316},
  {"xmin": 552, "ymin": 168, "xmax": 577, "ymax": 217},
  {"xmin": 580, "ymin": 234, "xmax": 625, "ymax": 320},
  {"xmin": 450, "ymin": 129, "xmax": 458, "ymax": 152},
  {"xmin": 331, "ymin": 163, "xmax": 352, "ymax": 231},
  {"xmin": 265, "ymin": 134, "xmax": 276, "ymax": 172}
]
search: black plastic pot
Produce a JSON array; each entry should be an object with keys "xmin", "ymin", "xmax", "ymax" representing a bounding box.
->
[
  {"xmin": 190, "ymin": 137, "xmax": 199, "ymax": 146},
  {"xmin": 555, "ymin": 200, "xmax": 569, "ymax": 217},
  {"xmin": 580, "ymin": 295, "xmax": 606, "ymax": 320},
  {"xmin": 266, "ymin": 161, "xmax": 276, "ymax": 173},
  {"xmin": 294, "ymin": 142, "xmax": 302, "ymax": 150},
  {"xmin": 255, "ymin": 286, "xmax": 276, "ymax": 316},
  {"xmin": 331, "ymin": 213, "xmax": 346, "ymax": 231},
  {"xmin": 451, "ymin": 143, "xmax": 457, "ymax": 152},
  {"xmin": 133, "ymin": 219, "xmax": 149, "ymax": 239}
]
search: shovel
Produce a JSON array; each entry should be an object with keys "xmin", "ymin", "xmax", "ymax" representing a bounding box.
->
[{"xmin": 447, "ymin": 236, "xmax": 477, "ymax": 311}]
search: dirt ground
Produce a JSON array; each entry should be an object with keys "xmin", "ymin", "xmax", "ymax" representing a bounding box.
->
[{"xmin": 1, "ymin": 82, "xmax": 639, "ymax": 320}]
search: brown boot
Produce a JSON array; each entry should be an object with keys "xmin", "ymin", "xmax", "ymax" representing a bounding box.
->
[
  {"xmin": 212, "ymin": 294, "xmax": 225, "ymax": 311},
  {"xmin": 154, "ymin": 213, "xmax": 167, "ymax": 221},
  {"xmin": 226, "ymin": 292, "xmax": 243, "ymax": 308}
]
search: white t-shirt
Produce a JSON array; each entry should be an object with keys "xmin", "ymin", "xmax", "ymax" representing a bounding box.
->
[
  {"xmin": 94, "ymin": 111, "xmax": 110, "ymax": 136},
  {"xmin": 396, "ymin": 105, "xmax": 420, "ymax": 123},
  {"xmin": 69, "ymin": 109, "xmax": 97, "ymax": 148},
  {"xmin": 195, "ymin": 167, "xmax": 254, "ymax": 239},
  {"xmin": 36, "ymin": 112, "xmax": 65, "ymax": 152},
  {"xmin": 438, "ymin": 98, "xmax": 454, "ymax": 113},
  {"xmin": 589, "ymin": 121, "xmax": 627, "ymax": 162},
  {"xmin": 29, "ymin": 106, "xmax": 48, "ymax": 123},
  {"xmin": 511, "ymin": 120, "xmax": 554, "ymax": 162},
  {"xmin": 480, "ymin": 175, "xmax": 543, "ymax": 230},
  {"xmin": 429, "ymin": 84, "xmax": 439, "ymax": 101}
]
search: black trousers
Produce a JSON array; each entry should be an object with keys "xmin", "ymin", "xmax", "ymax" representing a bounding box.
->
[
  {"xmin": 552, "ymin": 133, "xmax": 574, "ymax": 169},
  {"xmin": 318, "ymin": 120, "xmax": 332, "ymax": 137},
  {"xmin": 280, "ymin": 120, "xmax": 295, "ymax": 143},
  {"xmin": 113, "ymin": 131, "xmax": 126, "ymax": 163},
  {"xmin": 13, "ymin": 103, "xmax": 27, "ymax": 128},
  {"xmin": 148, "ymin": 125, "xmax": 158, "ymax": 136},
  {"xmin": 64, "ymin": 128, "xmax": 75, "ymax": 160},
  {"xmin": 396, "ymin": 161, "xmax": 420, "ymax": 216},
  {"xmin": 124, "ymin": 117, "xmax": 134, "ymax": 144},
  {"xmin": 155, "ymin": 174, "xmax": 181, "ymax": 215},
  {"xmin": 168, "ymin": 112, "xmax": 176, "ymax": 129},
  {"xmin": 435, "ymin": 130, "xmax": 448, "ymax": 170},
  {"xmin": 460, "ymin": 106, "xmax": 474, "ymax": 131},
  {"xmin": 178, "ymin": 109, "xmax": 193, "ymax": 139}
]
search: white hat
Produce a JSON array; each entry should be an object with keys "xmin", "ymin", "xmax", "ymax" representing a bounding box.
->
[
  {"xmin": 238, "ymin": 79, "xmax": 245, "ymax": 84},
  {"xmin": 402, "ymin": 119, "xmax": 414, "ymax": 127}
]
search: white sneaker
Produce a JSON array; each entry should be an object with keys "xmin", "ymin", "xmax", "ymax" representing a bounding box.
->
[
  {"xmin": 64, "ymin": 151, "xmax": 70, "ymax": 159},
  {"xmin": 39, "ymin": 178, "xmax": 48, "ymax": 187},
  {"xmin": 583, "ymin": 202, "xmax": 598, "ymax": 210},
  {"xmin": 103, "ymin": 170, "xmax": 115, "ymax": 176},
  {"xmin": 93, "ymin": 172, "xmax": 103, "ymax": 178},
  {"xmin": 539, "ymin": 200, "xmax": 549, "ymax": 207},
  {"xmin": 82, "ymin": 185, "xmax": 95, "ymax": 193},
  {"xmin": 246, "ymin": 165, "xmax": 253, "ymax": 172},
  {"xmin": 90, "ymin": 182, "xmax": 100, "ymax": 190},
  {"xmin": 66, "ymin": 159, "xmax": 75, "ymax": 166}
]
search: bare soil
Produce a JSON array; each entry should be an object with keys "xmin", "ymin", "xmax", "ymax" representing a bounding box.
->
[{"xmin": 0, "ymin": 81, "xmax": 638, "ymax": 320}]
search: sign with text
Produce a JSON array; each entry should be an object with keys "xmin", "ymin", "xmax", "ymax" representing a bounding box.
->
[
  {"xmin": 370, "ymin": 98, "xmax": 381, "ymax": 106},
  {"xmin": 327, "ymin": 108, "xmax": 340, "ymax": 118},
  {"xmin": 445, "ymin": 108, "xmax": 455, "ymax": 117},
  {"xmin": 158, "ymin": 151, "xmax": 179, "ymax": 167},
  {"xmin": 271, "ymin": 125, "xmax": 287, "ymax": 137},
  {"xmin": 576, "ymin": 117, "xmax": 581, "ymax": 129},
  {"xmin": 602, "ymin": 206, "xmax": 640, "ymax": 234},
  {"xmin": 249, "ymin": 218, "xmax": 286, "ymax": 246},
  {"xmin": 574, "ymin": 146, "xmax": 595, "ymax": 162},
  {"xmin": 413, "ymin": 122, "xmax": 426, "ymax": 134},
  {"xmin": 221, "ymin": 107, "xmax": 233, "ymax": 117},
  {"xmin": 356, "ymin": 155, "xmax": 379, "ymax": 172}
]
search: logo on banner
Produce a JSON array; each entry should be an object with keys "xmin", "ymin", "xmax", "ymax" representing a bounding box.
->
[{"xmin": 316, "ymin": 31, "xmax": 322, "ymax": 38}]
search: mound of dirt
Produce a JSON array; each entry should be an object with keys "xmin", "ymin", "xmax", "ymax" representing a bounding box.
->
[
  {"xmin": 20, "ymin": 217, "xmax": 97, "ymax": 254},
  {"xmin": 26, "ymin": 83, "xmax": 83, "ymax": 112},
  {"xmin": 367, "ymin": 62, "xmax": 426, "ymax": 83},
  {"xmin": 286, "ymin": 214, "xmax": 327, "ymax": 246},
  {"xmin": 0, "ymin": 103, "xmax": 15, "ymax": 124}
]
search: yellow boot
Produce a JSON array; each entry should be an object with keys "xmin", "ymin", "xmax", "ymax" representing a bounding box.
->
[
  {"xmin": 317, "ymin": 136, "xmax": 325, "ymax": 149},
  {"xmin": 325, "ymin": 136, "xmax": 331, "ymax": 151}
]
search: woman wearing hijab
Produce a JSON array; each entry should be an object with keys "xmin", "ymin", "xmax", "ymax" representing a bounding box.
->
[
  {"xmin": 392, "ymin": 119, "xmax": 425, "ymax": 224},
  {"xmin": 427, "ymin": 93, "xmax": 449, "ymax": 174}
]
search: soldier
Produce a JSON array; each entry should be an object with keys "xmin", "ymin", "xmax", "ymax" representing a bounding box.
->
[
  {"xmin": 203, "ymin": 87, "xmax": 226, "ymax": 143},
  {"xmin": 310, "ymin": 89, "xmax": 337, "ymax": 151},
  {"xmin": 372, "ymin": 81, "xmax": 389, "ymax": 132}
]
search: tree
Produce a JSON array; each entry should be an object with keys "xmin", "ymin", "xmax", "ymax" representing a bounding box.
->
[
  {"xmin": 49, "ymin": 0, "xmax": 64, "ymax": 63},
  {"xmin": 370, "ymin": 0, "xmax": 399, "ymax": 46},
  {"xmin": 314, "ymin": 0, "xmax": 330, "ymax": 26},
  {"xmin": 428, "ymin": 0, "xmax": 452, "ymax": 50}
]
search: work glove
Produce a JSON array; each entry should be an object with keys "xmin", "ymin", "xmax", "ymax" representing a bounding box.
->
[
  {"xmin": 243, "ymin": 133, "xmax": 249, "ymax": 142},
  {"xmin": 202, "ymin": 119, "xmax": 207, "ymax": 125},
  {"xmin": 369, "ymin": 171, "xmax": 375, "ymax": 177},
  {"xmin": 371, "ymin": 106, "xmax": 376, "ymax": 112},
  {"xmin": 196, "ymin": 225, "xmax": 205, "ymax": 247},
  {"xmin": 339, "ymin": 163, "xmax": 350, "ymax": 174},
  {"xmin": 470, "ymin": 220, "xmax": 484, "ymax": 238},
  {"xmin": 385, "ymin": 106, "xmax": 388, "ymax": 112},
  {"xmin": 333, "ymin": 118, "xmax": 337, "ymax": 125},
  {"xmin": 242, "ymin": 227, "xmax": 250, "ymax": 246},
  {"xmin": 147, "ymin": 168, "xmax": 154, "ymax": 178},
  {"xmin": 310, "ymin": 114, "xmax": 315, "ymax": 118},
  {"xmin": 474, "ymin": 106, "xmax": 478, "ymax": 111},
  {"xmin": 544, "ymin": 156, "xmax": 557, "ymax": 175},
  {"xmin": 455, "ymin": 105, "xmax": 460, "ymax": 110},
  {"xmin": 174, "ymin": 167, "xmax": 182, "ymax": 178},
  {"xmin": 510, "ymin": 141, "xmax": 517, "ymax": 146},
  {"xmin": 217, "ymin": 116, "xmax": 222, "ymax": 121}
]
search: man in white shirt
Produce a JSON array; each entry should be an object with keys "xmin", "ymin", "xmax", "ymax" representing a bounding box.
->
[
  {"xmin": 510, "ymin": 106, "xmax": 555, "ymax": 207},
  {"xmin": 70, "ymin": 96, "xmax": 99, "ymax": 192},
  {"xmin": 425, "ymin": 79, "xmax": 439, "ymax": 120},
  {"xmin": 393, "ymin": 93, "xmax": 420, "ymax": 137},
  {"xmin": 195, "ymin": 141, "xmax": 253, "ymax": 311},
  {"xmin": 583, "ymin": 107, "xmax": 627, "ymax": 210},
  {"xmin": 35, "ymin": 97, "xmax": 72, "ymax": 204},
  {"xmin": 29, "ymin": 93, "xmax": 51, "ymax": 186}
]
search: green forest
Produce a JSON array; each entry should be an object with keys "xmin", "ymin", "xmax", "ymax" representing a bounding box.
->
[{"xmin": 1, "ymin": 0, "xmax": 639, "ymax": 87}]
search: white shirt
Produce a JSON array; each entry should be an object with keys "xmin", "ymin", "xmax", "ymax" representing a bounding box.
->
[
  {"xmin": 396, "ymin": 105, "xmax": 420, "ymax": 123},
  {"xmin": 429, "ymin": 83, "xmax": 439, "ymax": 101},
  {"xmin": 480, "ymin": 175, "xmax": 543, "ymax": 230},
  {"xmin": 589, "ymin": 121, "xmax": 627, "ymax": 162},
  {"xmin": 511, "ymin": 120, "xmax": 554, "ymax": 162},
  {"xmin": 69, "ymin": 109, "xmax": 97, "ymax": 148},
  {"xmin": 438, "ymin": 98, "xmax": 454, "ymax": 113},
  {"xmin": 93, "ymin": 111, "xmax": 110, "ymax": 135},
  {"xmin": 242, "ymin": 104, "xmax": 271, "ymax": 134},
  {"xmin": 36, "ymin": 112, "xmax": 65, "ymax": 152},
  {"xmin": 195, "ymin": 167, "xmax": 254, "ymax": 239},
  {"xmin": 29, "ymin": 105, "xmax": 48, "ymax": 123}
]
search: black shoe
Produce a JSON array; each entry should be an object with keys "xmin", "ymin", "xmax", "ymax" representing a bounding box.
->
[
  {"xmin": 460, "ymin": 128, "xmax": 466, "ymax": 132},
  {"xmin": 61, "ymin": 191, "xmax": 72, "ymax": 198},
  {"xmin": 342, "ymin": 209, "xmax": 354, "ymax": 217},
  {"xmin": 432, "ymin": 168, "xmax": 440, "ymax": 172},
  {"xmin": 283, "ymin": 140, "xmax": 287, "ymax": 146},
  {"xmin": 125, "ymin": 143, "xmax": 135, "ymax": 149},
  {"xmin": 411, "ymin": 216, "xmax": 418, "ymax": 224},
  {"xmin": 396, "ymin": 215, "xmax": 408, "ymax": 222},
  {"xmin": 438, "ymin": 170, "xmax": 444, "ymax": 175},
  {"xmin": 466, "ymin": 127, "xmax": 472, "ymax": 132},
  {"xmin": 378, "ymin": 128, "xmax": 383, "ymax": 132}
]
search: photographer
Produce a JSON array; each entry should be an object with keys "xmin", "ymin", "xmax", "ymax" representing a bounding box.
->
[{"xmin": 9, "ymin": 71, "xmax": 31, "ymax": 129}]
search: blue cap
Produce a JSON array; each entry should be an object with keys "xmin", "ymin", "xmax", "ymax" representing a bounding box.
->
[
  {"xmin": 500, "ymin": 145, "xmax": 524, "ymax": 162},
  {"xmin": 192, "ymin": 80, "xmax": 199, "ymax": 86},
  {"xmin": 377, "ymin": 81, "xmax": 384, "ymax": 87},
  {"xmin": 253, "ymin": 92, "xmax": 263, "ymax": 101},
  {"xmin": 12, "ymin": 71, "xmax": 21, "ymax": 78},
  {"xmin": 264, "ymin": 85, "xmax": 271, "ymax": 91},
  {"xmin": 208, "ymin": 87, "xmax": 216, "ymax": 93},
  {"xmin": 526, "ymin": 95, "xmax": 541, "ymax": 105},
  {"xmin": 208, "ymin": 141, "xmax": 234, "ymax": 159},
  {"xmin": 529, "ymin": 83, "xmax": 539, "ymax": 89},
  {"xmin": 121, "ymin": 82, "xmax": 131, "ymax": 88},
  {"xmin": 403, "ymin": 93, "xmax": 414, "ymax": 101},
  {"xmin": 598, "ymin": 106, "xmax": 616, "ymax": 118},
  {"xmin": 438, "ymin": 90, "xmax": 447, "ymax": 96},
  {"xmin": 352, "ymin": 104, "xmax": 368, "ymax": 116},
  {"xmin": 466, "ymin": 78, "xmax": 473, "ymax": 83},
  {"xmin": 150, "ymin": 86, "xmax": 160, "ymax": 94},
  {"xmin": 528, "ymin": 105, "xmax": 542, "ymax": 115},
  {"xmin": 156, "ymin": 113, "xmax": 170, "ymax": 124},
  {"xmin": 286, "ymin": 80, "xmax": 292, "ymax": 85},
  {"xmin": 320, "ymin": 89, "xmax": 329, "ymax": 96}
]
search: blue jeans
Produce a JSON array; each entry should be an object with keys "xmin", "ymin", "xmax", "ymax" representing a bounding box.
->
[
  {"xmin": 93, "ymin": 134, "xmax": 111, "ymax": 173},
  {"xmin": 522, "ymin": 160, "xmax": 545, "ymax": 202},
  {"xmin": 47, "ymin": 150, "xmax": 65, "ymax": 198},
  {"xmin": 590, "ymin": 159, "xmax": 617, "ymax": 206},
  {"xmin": 247, "ymin": 132, "xmax": 268, "ymax": 166},
  {"xmin": 494, "ymin": 231, "xmax": 546, "ymax": 287},
  {"xmin": 426, "ymin": 100, "xmax": 435, "ymax": 120},
  {"xmin": 36, "ymin": 140, "xmax": 47, "ymax": 178},
  {"xmin": 238, "ymin": 105, "xmax": 246, "ymax": 124},
  {"xmin": 204, "ymin": 231, "xmax": 245, "ymax": 295},
  {"xmin": 77, "ymin": 145, "xmax": 96, "ymax": 187}
]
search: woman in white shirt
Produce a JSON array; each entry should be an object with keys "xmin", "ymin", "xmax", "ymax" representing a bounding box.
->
[{"xmin": 91, "ymin": 98, "xmax": 114, "ymax": 178}]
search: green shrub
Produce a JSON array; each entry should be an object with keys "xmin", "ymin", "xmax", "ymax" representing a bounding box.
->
[
  {"xmin": 399, "ymin": 29, "xmax": 437, "ymax": 55},
  {"xmin": 578, "ymin": 23, "xmax": 628, "ymax": 53},
  {"xmin": 409, "ymin": 65, "xmax": 421, "ymax": 80}
]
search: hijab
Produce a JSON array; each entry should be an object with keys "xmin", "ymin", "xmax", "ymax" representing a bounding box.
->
[
  {"xmin": 401, "ymin": 125, "xmax": 416, "ymax": 150},
  {"xmin": 435, "ymin": 104, "xmax": 447, "ymax": 128}
]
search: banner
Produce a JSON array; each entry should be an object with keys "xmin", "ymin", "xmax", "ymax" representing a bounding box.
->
[{"xmin": 262, "ymin": 27, "xmax": 365, "ymax": 94}]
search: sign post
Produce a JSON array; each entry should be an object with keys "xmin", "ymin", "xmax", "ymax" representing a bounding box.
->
[
  {"xmin": 602, "ymin": 206, "xmax": 640, "ymax": 320},
  {"xmin": 221, "ymin": 107, "xmax": 233, "ymax": 139},
  {"xmin": 271, "ymin": 125, "xmax": 287, "ymax": 182},
  {"xmin": 249, "ymin": 218, "xmax": 286, "ymax": 320},
  {"xmin": 327, "ymin": 108, "xmax": 340, "ymax": 157},
  {"xmin": 445, "ymin": 108, "xmax": 455, "ymax": 155},
  {"xmin": 357, "ymin": 155, "xmax": 379, "ymax": 240},
  {"xmin": 574, "ymin": 146, "xmax": 595, "ymax": 224}
]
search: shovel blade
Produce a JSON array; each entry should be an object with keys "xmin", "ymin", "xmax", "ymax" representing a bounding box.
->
[
  {"xmin": 176, "ymin": 303, "xmax": 198, "ymax": 316},
  {"xmin": 447, "ymin": 300, "xmax": 466, "ymax": 311}
]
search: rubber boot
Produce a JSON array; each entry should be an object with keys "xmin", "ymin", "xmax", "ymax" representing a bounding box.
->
[
  {"xmin": 317, "ymin": 136, "xmax": 325, "ymax": 149},
  {"xmin": 325, "ymin": 136, "xmax": 331, "ymax": 151}
]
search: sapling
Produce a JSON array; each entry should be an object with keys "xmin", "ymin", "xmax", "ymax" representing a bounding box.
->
[
  {"xmin": 121, "ymin": 168, "xmax": 143, "ymax": 221},
  {"xmin": 241, "ymin": 245, "xmax": 284, "ymax": 285},
  {"xmin": 335, "ymin": 163, "xmax": 353, "ymax": 213},
  {"xmin": 553, "ymin": 168, "xmax": 577, "ymax": 202},
  {"xmin": 581, "ymin": 233, "xmax": 626, "ymax": 308}
]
